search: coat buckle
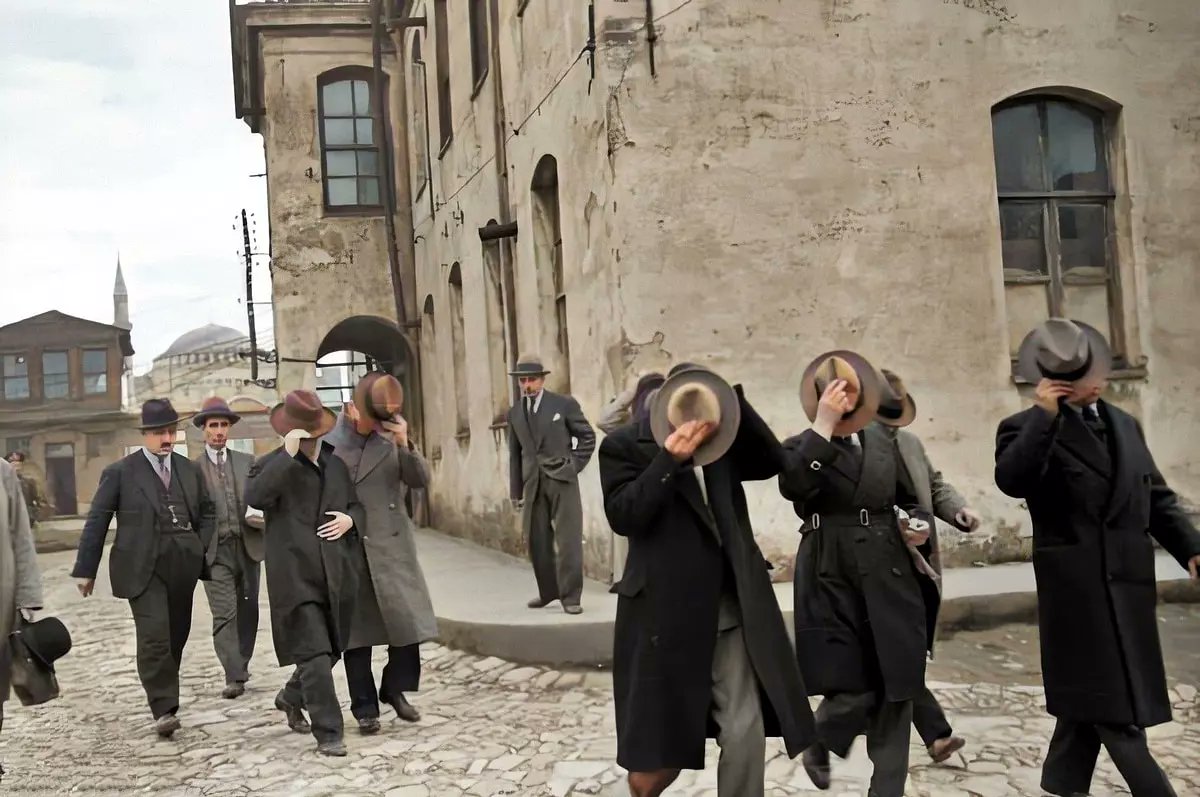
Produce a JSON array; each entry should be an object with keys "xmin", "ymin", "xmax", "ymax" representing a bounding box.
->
[
  {"xmin": 811, "ymin": 514, "xmax": 821, "ymax": 530},
  {"xmin": 860, "ymin": 509, "xmax": 870, "ymax": 526}
]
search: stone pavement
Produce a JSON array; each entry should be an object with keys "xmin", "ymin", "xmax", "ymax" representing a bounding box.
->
[{"xmin": 1, "ymin": 549, "xmax": 1197, "ymax": 796}]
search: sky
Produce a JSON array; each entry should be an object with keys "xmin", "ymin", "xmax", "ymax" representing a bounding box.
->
[{"xmin": 0, "ymin": 0, "xmax": 272, "ymax": 375}]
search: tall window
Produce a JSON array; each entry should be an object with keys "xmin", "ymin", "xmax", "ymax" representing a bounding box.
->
[
  {"xmin": 42, "ymin": 351, "xmax": 69, "ymax": 399},
  {"xmin": 992, "ymin": 95, "xmax": 1122, "ymax": 363},
  {"xmin": 409, "ymin": 36, "xmax": 430, "ymax": 197},
  {"xmin": 482, "ymin": 226, "xmax": 509, "ymax": 422},
  {"xmin": 532, "ymin": 155, "xmax": 570, "ymax": 393},
  {"xmin": 82, "ymin": 349, "xmax": 108, "ymax": 395},
  {"xmin": 433, "ymin": 0, "xmax": 453, "ymax": 153},
  {"xmin": 421, "ymin": 295, "xmax": 439, "ymax": 439},
  {"xmin": 468, "ymin": 0, "xmax": 489, "ymax": 95},
  {"xmin": 318, "ymin": 68, "xmax": 381, "ymax": 210},
  {"xmin": 2, "ymin": 354, "xmax": 29, "ymax": 400},
  {"xmin": 448, "ymin": 264, "xmax": 469, "ymax": 435}
]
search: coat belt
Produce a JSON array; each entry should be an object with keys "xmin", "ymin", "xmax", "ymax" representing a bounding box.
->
[{"xmin": 804, "ymin": 508, "xmax": 892, "ymax": 532}]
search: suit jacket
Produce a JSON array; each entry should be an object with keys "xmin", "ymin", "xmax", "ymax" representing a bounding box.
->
[
  {"xmin": 193, "ymin": 448, "xmax": 265, "ymax": 564},
  {"xmin": 72, "ymin": 451, "xmax": 215, "ymax": 599},
  {"xmin": 507, "ymin": 390, "xmax": 596, "ymax": 500},
  {"xmin": 893, "ymin": 428, "xmax": 967, "ymax": 578},
  {"xmin": 2, "ymin": 459, "xmax": 43, "ymax": 704}
]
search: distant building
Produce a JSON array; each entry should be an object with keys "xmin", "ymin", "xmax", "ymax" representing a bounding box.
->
[{"xmin": 135, "ymin": 323, "xmax": 278, "ymax": 413}]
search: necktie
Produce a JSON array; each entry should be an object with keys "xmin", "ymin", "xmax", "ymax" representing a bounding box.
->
[
  {"xmin": 155, "ymin": 455, "xmax": 171, "ymax": 489},
  {"xmin": 525, "ymin": 396, "xmax": 534, "ymax": 415},
  {"xmin": 1083, "ymin": 405, "xmax": 1107, "ymax": 443},
  {"xmin": 216, "ymin": 450, "xmax": 225, "ymax": 478},
  {"xmin": 835, "ymin": 435, "xmax": 862, "ymax": 471}
]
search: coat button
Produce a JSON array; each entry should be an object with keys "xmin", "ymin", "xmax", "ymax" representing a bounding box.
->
[
  {"xmin": 891, "ymin": 567, "xmax": 903, "ymax": 576},
  {"xmin": 810, "ymin": 461, "xmax": 822, "ymax": 471},
  {"xmin": 389, "ymin": 503, "xmax": 396, "ymax": 510}
]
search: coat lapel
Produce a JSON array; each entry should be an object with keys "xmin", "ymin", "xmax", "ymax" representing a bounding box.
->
[
  {"xmin": 132, "ymin": 452, "xmax": 164, "ymax": 507},
  {"xmin": 634, "ymin": 417, "xmax": 720, "ymax": 543},
  {"xmin": 1055, "ymin": 409, "xmax": 1112, "ymax": 480},
  {"xmin": 355, "ymin": 434, "xmax": 392, "ymax": 483},
  {"xmin": 1103, "ymin": 404, "xmax": 1141, "ymax": 521},
  {"xmin": 171, "ymin": 453, "xmax": 197, "ymax": 525}
]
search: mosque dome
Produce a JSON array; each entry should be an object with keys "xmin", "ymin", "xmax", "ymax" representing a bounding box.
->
[{"xmin": 158, "ymin": 324, "xmax": 249, "ymax": 359}]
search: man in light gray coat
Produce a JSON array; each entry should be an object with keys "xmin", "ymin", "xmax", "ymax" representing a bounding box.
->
[
  {"xmin": 1, "ymin": 458, "xmax": 44, "ymax": 776},
  {"xmin": 507, "ymin": 356, "xmax": 596, "ymax": 614},
  {"xmin": 877, "ymin": 369, "xmax": 982, "ymax": 765},
  {"xmin": 192, "ymin": 397, "xmax": 265, "ymax": 699},
  {"xmin": 327, "ymin": 373, "xmax": 438, "ymax": 734}
]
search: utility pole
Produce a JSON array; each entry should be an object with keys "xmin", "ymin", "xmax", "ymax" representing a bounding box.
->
[{"xmin": 241, "ymin": 208, "xmax": 258, "ymax": 381}]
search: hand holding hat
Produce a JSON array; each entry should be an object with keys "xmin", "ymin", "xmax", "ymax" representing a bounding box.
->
[
  {"xmin": 283, "ymin": 428, "xmax": 313, "ymax": 458},
  {"xmin": 649, "ymin": 366, "xmax": 741, "ymax": 466}
]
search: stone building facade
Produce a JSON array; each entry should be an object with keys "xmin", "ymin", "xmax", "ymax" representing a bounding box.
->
[
  {"xmin": 134, "ymin": 323, "xmax": 279, "ymax": 412},
  {"xmin": 231, "ymin": 0, "xmax": 1200, "ymax": 580}
]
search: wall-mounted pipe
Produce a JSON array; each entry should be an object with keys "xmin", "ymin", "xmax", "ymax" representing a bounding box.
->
[
  {"xmin": 488, "ymin": 0, "xmax": 521, "ymax": 396},
  {"xmin": 645, "ymin": 0, "xmax": 658, "ymax": 77},
  {"xmin": 479, "ymin": 221, "xmax": 518, "ymax": 242}
]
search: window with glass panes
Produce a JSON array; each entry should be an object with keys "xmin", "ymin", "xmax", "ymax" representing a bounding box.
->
[
  {"xmin": 319, "ymin": 70, "xmax": 381, "ymax": 210},
  {"xmin": 2, "ymin": 354, "xmax": 29, "ymax": 400},
  {"xmin": 991, "ymin": 96, "xmax": 1122, "ymax": 363},
  {"xmin": 82, "ymin": 349, "xmax": 108, "ymax": 395},
  {"xmin": 42, "ymin": 351, "xmax": 69, "ymax": 399}
]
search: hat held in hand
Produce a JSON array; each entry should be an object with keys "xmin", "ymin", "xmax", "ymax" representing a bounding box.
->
[
  {"xmin": 1016, "ymin": 318, "xmax": 1111, "ymax": 385},
  {"xmin": 270, "ymin": 389, "xmax": 337, "ymax": 438},
  {"xmin": 353, "ymin": 372, "xmax": 404, "ymax": 422},
  {"xmin": 650, "ymin": 365, "xmax": 741, "ymax": 466},
  {"xmin": 799, "ymin": 350, "xmax": 882, "ymax": 437},
  {"xmin": 875, "ymin": 369, "xmax": 917, "ymax": 428}
]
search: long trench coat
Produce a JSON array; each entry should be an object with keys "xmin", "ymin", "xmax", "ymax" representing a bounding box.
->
[
  {"xmin": 244, "ymin": 444, "xmax": 365, "ymax": 666},
  {"xmin": 995, "ymin": 403, "xmax": 1200, "ymax": 727},
  {"xmin": 599, "ymin": 388, "xmax": 815, "ymax": 772},
  {"xmin": 1, "ymin": 460, "xmax": 43, "ymax": 706},
  {"xmin": 780, "ymin": 424, "xmax": 927, "ymax": 702},
  {"xmin": 325, "ymin": 415, "xmax": 438, "ymax": 650}
]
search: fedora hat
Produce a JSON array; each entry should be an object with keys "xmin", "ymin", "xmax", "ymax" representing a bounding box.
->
[
  {"xmin": 8, "ymin": 616, "xmax": 71, "ymax": 707},
  {"xmin": 192, "ymin": 396, "xmax": 241, "ymax": 428},
  {"xmin": 1016, "ymin": 318, "xmax": 1111, "ymax": 385},
  {"xmin": 13, "ymin": 616, "xmax": 72, "ymax": 673},
  {"xmin": 509, "ymin": 355, "xmax": 549, "ymax": 378},
  {"xmin": 649, "ymin": 366, "xmax": 741, "ymax": 466},
  {"xmin": 138, "ymin": 399, "xmax": 185, "ymax": 431},
  {"xmin": 799, "ymin": 350, "xmax": 882, "ymax": 437},
  {"xmin": 269, "ymin": 389, "xmax": 337, "ymax": 438},
  {"xmin": 876, "ymin": 369, "xmax": 917, "ymax": 428},
  {"xmin": 352, "ymin": 372, "xmax": 404, "ymax": 422}
]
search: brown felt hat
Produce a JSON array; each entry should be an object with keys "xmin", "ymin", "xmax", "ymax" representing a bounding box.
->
[
  {"xmin": 353, "ymin": 372, "xmax": 404, "ymax": 422},
  {"xmin": 875, "ymin": 369, "xmax": 917, "ymax": 428},
  {"xmin": 799, "ymin": 350, "xmax": 882, "ymax": 437},
  {"xmin": 269, "ymin": 389, "xmax": 337, "ymax": 437},
  {"xmin": 649, "ymin": 365, "xmax": 741, "ymax": 467}
]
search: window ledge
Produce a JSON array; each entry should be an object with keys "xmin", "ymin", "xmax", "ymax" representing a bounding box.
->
[
  {"xmin": 454, "ymin": 430, "xmax": 471, "ymax": 442},
  {"xmin": 438, "ymin": 134, "xmax": 454, "ymax": 160},
  {"xmin": 470, "ymin": 69, "xmax": 489, "ymax": 101},
  {"xmin": 323, "ymin": 205, "xmax": 385, "ymax": 219},
  {"xmin": 489, "ymin": 419, "xmax": 508, "ymax": 431},
  {"xmin": 1011, "ymin": 364, "xmax": 1147, "ymax": 386}
]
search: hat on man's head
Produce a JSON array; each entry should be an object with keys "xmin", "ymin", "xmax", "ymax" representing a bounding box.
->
[
  {"xmin": 650, "ymin": 366, "xmax": 741, "ymax": 466},
  {"xmin": 138, "ymin": 399, "xmax": 185, "ymax": 431},
  {"xmin": 875, "ymin": 369, "xmax": 917, "ymax": 428},
  {"xmin": 1016, "ymin": 318, "xmax": 1111, "ymax": 385},
  {"xmin": 509, "ymin": 355, "xmax": 549, "ymax": 378},
  {"xmin": 799, "ymin": 350, "xmax": 882, "ymax": 437},
  {"xmin": 269, "ymin": 390, "xmax": 337, "ymax": 438},
  {"xmin": 353, "ymin": 372, "xmax": 404, "ymax": 422},
  {"xmin": 192, "ymin": 396, "xmax": 241, "ymax": 428}
]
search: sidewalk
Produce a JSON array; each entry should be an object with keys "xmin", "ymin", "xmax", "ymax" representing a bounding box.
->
[{"xmin": 415, "ymin": 529, "xmax": 1199, "ymax": 667}]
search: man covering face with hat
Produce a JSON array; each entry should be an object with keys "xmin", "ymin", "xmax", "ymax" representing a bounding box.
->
[
  {"xmin": 600, "ymin": 363, "xmax": 814, "ymax": 797},
  {"xmin": 72, "ymin": 399, "xmax": 216, "ymax": 738},
  {"xmin": 244, "ymin": 389, "xmax": 365, "ymax": 757},
  {"xmin": 779, "ymin": 352, "xmax": 928, "ymax": 797},
  {"xmin": 506, "ymin": 355, "xmax": 596, "ymax": 614},
  {"xmin": 192, "ymin": 397, "xmax": 264, "ymax": 699},
  {"xmin": 325, "ymin": 373, "xmax": 437, "ymax": 734},
  {"xmin": 996, "ymin": 318, "xmax": 1200, "ymax": 797}
]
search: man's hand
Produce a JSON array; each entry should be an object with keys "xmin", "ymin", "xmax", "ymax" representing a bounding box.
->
[
  {"xmin": 77, "ymin": 578, "xmax": 95, "ymax": 598},
  {"xmin": 813, "ymin": 379, "xmax": 854, "ymax": 440},
  {"xmin": 317, "ymin": 511, "xmax": 353, "ymax": 541},
  {"xmin": 283, "ymin": 428, "xmax": 312, "ymax": 457},
  {"xmin": 665, "ymin": 420, "xmax": 715, "ymax": 463},
  {"xmin": 1034, "ymin": 379, "xmax": 1074, "ymax": 416},
  {"xmin": 1189, "ymin": 554, "xmax": 1200, "ymax": 582},
  {"xmin": 902, "ymin": 519, "xmax": 931, "ymax": 547},
  {"xmin": 955, "ymin": 507, "xmax": 983, "ymax": 531},
  {"xmin": 18, "ymin": 608, "xmax": 36, "ymax": 623},
  {"xmin": 382, "ymin": 416, "xmax": 409, "ymax": 448},
  {"xmin": 512, "ymin": 498, "xmax": 524, "ymax": 511}
]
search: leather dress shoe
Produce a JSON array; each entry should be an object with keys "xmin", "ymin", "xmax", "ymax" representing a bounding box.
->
[
  {"xmin": 155, "ymin": 713, "xmax": 181, "ymax": 738},
  {"xmin": 358, "ymin": 716, "xmax": 381, "ymax": 735},
  {"xmin": 317, "ymin": 739, "xmax": 347, "ymax": 757},
  {"xmin": 381, "ymin": 691, "xmax": 421, "ymax": 722},
  {"xmin": 527, "ymin": 597, "xmax": 555, "ymax": 609},
  {"xmin": 222, "ymin": 682, "xmax": 245, "ymax": 699},
  {"xmin": 563, "ymin": 604, "xmax": 583, "ymax": 615},
  {"xmin": 802, "ymin": 742, "xmax": 831, "ymax": 790},
  {"xmin": 274, "ymin": 693, "xmax": 311, "ymax": 734},
  {"xmin": 928, "ymin": 734, "xmax": 966, "ymax": 763}
]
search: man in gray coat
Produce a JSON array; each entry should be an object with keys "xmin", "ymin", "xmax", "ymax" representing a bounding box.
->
[
  {"xmin": 192, "ymin": 397, "xmax": 265, "ymax": 699},
  {"xmin": 876, "ymin": 369, "xmax": 981, "ymax": 765},
  {"xmin": 507, "ymin": 356, "xmax": 596, "ymax": 614},
  {"xmin": 326, "ymin": 373, "xmax": 438, "ymax": 734}
]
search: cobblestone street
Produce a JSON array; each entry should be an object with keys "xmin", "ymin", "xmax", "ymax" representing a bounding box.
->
[{"xmin": 1, "ymin": 551, "xmax": 1197, "ymax": 796}]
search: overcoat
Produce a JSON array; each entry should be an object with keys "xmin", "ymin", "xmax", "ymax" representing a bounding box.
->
[
  {"xmin": 72, "ymin": 451, "xmax": 215, "ymax": 599},
  {"xmin": 600, "ymin": 388, "xmax": 815, "ymax": 773},
  {"xmin": 780, "ymin": 424, "xmax": 927, "ymax": 701},
  {"xmin": 995, "ymin": 402, "xmax": 1200, "ymax": 727},
  {"xmin": 325, "ymin": 415, "xmax": 438, "ymax": 650},
  {"xmin": 1, "ymin": 460, "xmax": 43, "ymax": 704},
  {"xmin": 193, "ymin": 448, "xmax": 265, "ymax": 564},
  {"xmin": 244, "ymin": 443, "xmax": 365, "ymax": 666}
]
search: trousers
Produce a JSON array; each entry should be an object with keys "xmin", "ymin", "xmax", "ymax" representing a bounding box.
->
[
  {"xmin": 523, "ymin": 474, "xmax": 583, "ymax": 607},
  {"xmin": 202, "ymin": 536, "xmax": 260, "ymax": 684},
  {"xmin": 711, "ymin": 624, "xmax": 766, "ymax": 796},
  {"xmin": 343, "ymin": 644, "xmax": 421, "ymax": 720},
  {"xmin": 912, "ymin": 686, "xmax": 953, "ymax": 746},
  {"xmin": 128, "ymin": 534, "xmax": 203, "ymax": 719},
  {"xmin": 815, "ymin": 692, "xmax": 913, "ymax": 797},
  {"xmin": 280, "ymin": 655, "xmax": 344, "ymax": 744},
  {"xmin": 1042, "ymin": 719, "xmax": 1177, "ymax": 797}
]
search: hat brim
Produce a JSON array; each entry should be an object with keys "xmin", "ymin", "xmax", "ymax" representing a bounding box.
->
[
  {"xmin": 508, "ymin": 368, "xmax": 550, "ymax": 377},
  {"xmin": 1016, "ymin": 320, "xmax": 1112, "ymax": 385},
  {"xmin": 192, "ymin": 410, "xmax": 242, "ymax": 429},
  {"xmin": 799, "ymin": 350, "xmax": 882, "ymax": 437},
  {"xmin": 876, "ymin": 394, "xmax": 917, "ymax": 428},
  {"xmin": 18, "ymin": 617, "xmax": 72, "ymax": 673},
  {"xmin": 269, "ymin": 403, "xmax": 338, "ymax": 438},
  {"xmin": 649, "ymin": 367, "xmax": 741, "ymax": 467},
  {"xmin": 137, "ymin": 413, "xmax": 191, "ymax": 431},
  {"xmin": 354, "ymin": 372, "xmax": 405, "ymax": 421}
]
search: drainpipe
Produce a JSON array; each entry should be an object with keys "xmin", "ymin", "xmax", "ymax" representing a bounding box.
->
[
  {"xmin": 488, "ymin": 0, "xmax": 520, "ymax": 401},
  {"xmin": 371, "ymin": 0, "xmax": 408, "ymax": 328}
]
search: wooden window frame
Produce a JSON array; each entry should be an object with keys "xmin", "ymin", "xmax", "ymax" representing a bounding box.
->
[
  {"xmin": 1, "ymin": 353, "xmax": 30, "ymax": 402},
  {"xmin": 410, "ymin": 35, "xmax": 431, "ymax": 201},
  {"xmin": 468, "ymin": 0, "xmax": 490, "ymax": 99},
  {"xmin": 317, "ymin": 66, "xmax": 384, "ymax": 216},
  {"xmin": 42, "ymin": 349, "xmax": 70, "ymax": 401},
  {"xmin": 433, "ymin": 0, "xmax": 454, "ymax": 156},
  {"xmin": 82, "ymin": 348, "xmax": 109, "ymax": 396}
]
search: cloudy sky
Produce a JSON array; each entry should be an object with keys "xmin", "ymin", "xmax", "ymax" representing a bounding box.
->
[{"xmin": 0, "ymin": 0, "xmax": 271, "ymax": 374}]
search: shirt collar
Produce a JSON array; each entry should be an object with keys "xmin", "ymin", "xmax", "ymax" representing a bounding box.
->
[
  {"xmin": 206, "ymin": 445, "xmax": 227, "ymax": 465},
  {"xmin": 524, "ymin": 390, "xmax": 545, "ymax": 412},
  {"xmin": 143, "ymin": 447, "xmax": 171, "ymax": 469}
]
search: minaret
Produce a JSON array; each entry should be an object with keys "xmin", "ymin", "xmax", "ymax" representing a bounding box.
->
[{"xmin": 113, "ymin": 255, "xmax": 135, "ymax": 406}]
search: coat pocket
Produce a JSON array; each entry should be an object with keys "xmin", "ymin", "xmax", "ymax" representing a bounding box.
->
[{"xmin": 610, "ymin": 567, "xmax": 647, "ymax": 597}]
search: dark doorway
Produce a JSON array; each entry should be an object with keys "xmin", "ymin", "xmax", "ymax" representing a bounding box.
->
[{"xmin": 45, "ymin": 442, "xmax": 77, "ymax": 516}]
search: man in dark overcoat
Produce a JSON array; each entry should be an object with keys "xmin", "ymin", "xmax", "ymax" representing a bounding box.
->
[
  {"xmin": 244, "ymin": 390, "xmax": 365, "ymax": 757},
  {"xmin": 72, "ymin": 399, "xmax": 215, "ymax": 738},
  {"xmin": 600, "ymin": 365, "xmax": 814, "ymax": 797},
  {"xmin": 995, "ymin": 318, "xmax": 1200, "ymax": 797},
  {"xmin": 326, "ymin": 373, "xmax": 438, "ymax": 733},
  {"xmin": 780, "ymin": 353, "xmax": 927, "ymax": 797},
  {"xmin": 192, "ymin": 397, "xmax": 265, "ymax": 699},
  {"xmin": 507, "ymin": 355, "xmax": 596, "ymax": 614}
]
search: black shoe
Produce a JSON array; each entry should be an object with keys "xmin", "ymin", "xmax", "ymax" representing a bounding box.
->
[
  {"xmin": 155, "ymin": 713, "xmax": 181, "ymax": 738},
  {"xmin": 317, "ymin": 739, "xmax": 347, "ymax": 757},
  {"xmin": 802, "ymin": 742, "xmax": 831, "ymax": 790},
  {"xmin": 381, "ymin": 691, "xmax": 421, "ymax": 722},
  {"xmin": 221, "ymin": 682, "xmax": 245, "ymax": 699},
  {"xmin": 527, "ymin": 597, "xmax": 555, "ymax": 609},
  {"xmin": 563, "ymin": 604, "xmax": 583, "ymax": 615},
  {"xmin": 274, "ymin": 693, "xmax": 311, "ymax": 734},
  {"xmin": 357, "ymin": 716, "xmax": 381, "ymax": 735}
]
